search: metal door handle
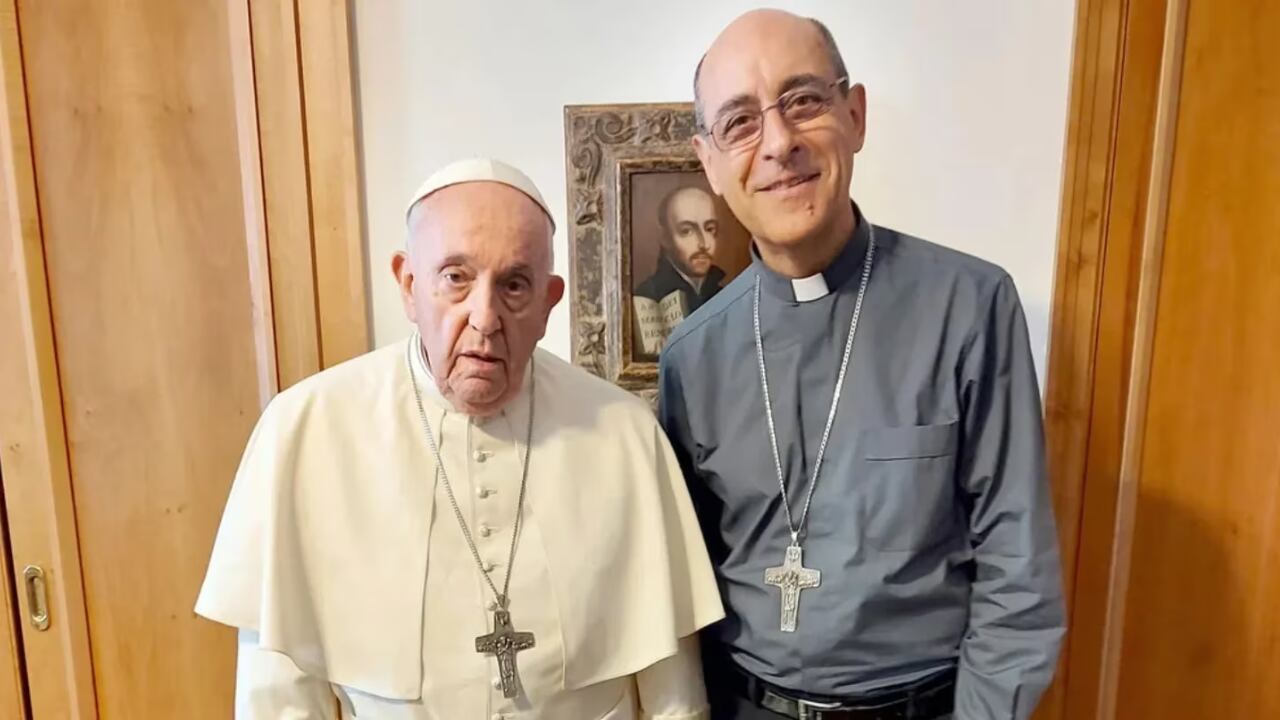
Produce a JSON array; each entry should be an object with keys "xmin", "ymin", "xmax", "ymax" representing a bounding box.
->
[{"xmin": 23, "ymin": 565, "xmax": 50, "ymax": 631}]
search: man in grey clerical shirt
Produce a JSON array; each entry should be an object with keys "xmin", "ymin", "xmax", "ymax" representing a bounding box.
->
[{"xmin": 657, "ymin": 9, "xmax": 1065, "ymax": 720}]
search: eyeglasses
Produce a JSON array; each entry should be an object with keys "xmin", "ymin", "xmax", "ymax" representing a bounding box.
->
[{"xmin": 703, "ymin": 77, "xmax": 848, "ymax": 151}]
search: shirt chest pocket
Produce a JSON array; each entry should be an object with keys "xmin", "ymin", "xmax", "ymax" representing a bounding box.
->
[{"xmin": 857, "ymin": 421, "xmax": 960, "ymax": 552}]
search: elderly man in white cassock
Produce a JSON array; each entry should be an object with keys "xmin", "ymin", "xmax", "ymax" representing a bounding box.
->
[{"xmin": 196, "ymin": 158, "xmax": 725, "ymax": 719}]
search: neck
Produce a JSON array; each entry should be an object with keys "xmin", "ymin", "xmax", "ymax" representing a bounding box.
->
[
  {"xmin": 673, "ymin": 261, "xmax": 704, "ymax": 292},
  {"xmin": 756, "ymin": 207, "xmax": 857, "ymax": 278}
]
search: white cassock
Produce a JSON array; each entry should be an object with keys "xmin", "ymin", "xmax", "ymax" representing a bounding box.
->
[{"xmin": 196, "ymin": 336, "xmax": 725, "ymax": 718}]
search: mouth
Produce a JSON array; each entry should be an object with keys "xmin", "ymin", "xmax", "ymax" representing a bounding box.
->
[
  {"xmin": 757, "ymin": 172, "xmax": 820, "ymax": 194},
  {"xmin": 458, "ymin": 351, "xmax": 504, "ymax": 368}
]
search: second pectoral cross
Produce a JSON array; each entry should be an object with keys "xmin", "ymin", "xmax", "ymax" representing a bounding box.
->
[{"xmin": 764, "ymin": 543, "xmax": 821, "ymax": 632}]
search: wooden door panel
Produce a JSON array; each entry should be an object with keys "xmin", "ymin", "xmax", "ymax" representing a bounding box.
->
[
  {"xmin": 15, "ymin": 0, "xmax": 266, "ymax": 714},
  {"xmin": 0, "ymin": 497, "xmax": 26, "ymax": 720},
  {"xmin": 1114, "ymin": 0, "xmax": 1280, "ymax": 716}
]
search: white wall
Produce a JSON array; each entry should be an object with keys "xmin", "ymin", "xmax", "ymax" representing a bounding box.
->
[{"xmin": 353, "ymin": 1, "xmax": 1076, "ymax": 384}]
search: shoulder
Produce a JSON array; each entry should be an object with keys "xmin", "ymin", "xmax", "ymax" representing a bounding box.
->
[
  {"xmin": 634, "ymin": 272, "xmax": 662, "ymax": 300},
  {"xmin": 875, "ymin": 225, "xmax": 1011, "ymax": 292},
  {"xmin": 262, "ymin": 340, "xmax": 405, "ymax": 426},
  {"xmin": 872, "ymin": 225, "xmax": 1022, "ymax": 329},
  {"xmin": 533, "ymin": 348, "xmax": 658, "ymax": 429}
]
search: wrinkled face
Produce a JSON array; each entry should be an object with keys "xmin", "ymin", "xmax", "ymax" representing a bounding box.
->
[
  {"xmin": 693, "ymin": 11, "xmax": 866, "ymax": 249},
  {"xmin": 392, "ymin": 182, "xmax": 564, "ymax": 417},
  {"xmin": 663, "ymin": 187, "xmax": 720, "ymax": 278}
]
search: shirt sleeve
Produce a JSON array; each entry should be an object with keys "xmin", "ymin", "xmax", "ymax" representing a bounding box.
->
[
  {"xmin": 235, "ymin": 629, "xmax": 339, "ymax": 719},
  {"xmin": 657, "ymin": 349, "xmax": 693, "ymax": 478},
  {"xmin": 953, "ymin": 274, "xmax": 1067, "ymax": 720},
  {"xmin": 635, "ymin": 634, "xmax": 711, "ymax": 720},
  {"xmin": 658, "ymin": 352, "xmax": 728, "ymax": 565}
]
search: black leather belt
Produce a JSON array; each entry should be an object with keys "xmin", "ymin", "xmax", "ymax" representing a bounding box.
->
[{"xmin": 712, "ymin": 661, "xmax": 957, "ymax": 720}]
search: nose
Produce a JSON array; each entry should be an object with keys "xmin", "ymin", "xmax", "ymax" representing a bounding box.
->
[
  {"xmin": 758, "ymin": 106, "xmax": 800, "ymax": 164},
  {"xmin": 466, "ymin": 279, "xmax": 502, "ymax": 336}
]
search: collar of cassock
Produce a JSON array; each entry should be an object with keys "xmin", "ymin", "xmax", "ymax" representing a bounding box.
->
[{"xmin": 750, "ymin": 202, "xmax": 873, "ymax": 303}]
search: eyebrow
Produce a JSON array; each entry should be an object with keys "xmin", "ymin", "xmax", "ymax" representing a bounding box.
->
[
  {"xmin": 499, "ymin": 263, "xmax": 537, "ymax": 280},
  {"xmin": 710, "ymin": 73, "xmax": 832, "ymax": 124},
  {"xmin": 777, "ymin": 73, "xmax": 829, "ymax": 96},
  {"xmin": 437, "ymin": 253, "xmax": 473, "ymax": 269},
  {"xmin": 711, "ymin": 93, "xmax": 756, "ymax": 123}
]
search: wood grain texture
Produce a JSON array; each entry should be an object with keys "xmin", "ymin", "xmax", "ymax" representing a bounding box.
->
[
  {"xmin": 1039, "ymin": 0, "xmax": 1154, "ymax": 715},
  {"xmin": 14, "ymin": 0, "xmax": 268, "ymax": 714},
  {"xmin": 1113, "ymin": 0, "xmax": 1280, "ymax": 715},
  {"xmin": 250, "ymin": 0, "xmax": 321, "ymax": 389},
  {"xmin": 297, "ymin": 0, "xmax": 370, "ymax": 367},
  {"xmin": 232, "ymin": 0, "xmax": 279, "ymax": 408},
  {"xmin": 1096, "ymin": 0, "xmax": 1187, "ymax": 714},
  {"xmin": 1056, "ymin": 0, "xmax": 1171, "ymax": 715},
  {"xmin": 0, "ymin": 0, "xmax": 98, "ymax": 716},
  {"xmin": 0, "ymin": 504, "xmax": 27, "ymax": 719}
]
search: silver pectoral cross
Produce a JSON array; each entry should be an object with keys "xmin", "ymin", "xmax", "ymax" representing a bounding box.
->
[
  {"xmin": 764, "ymin": 543, "xmax": 821, "ymax": 632},
  {"xmin": 474, "ymin": 607, "xmax": 536, "ymax": 698}
]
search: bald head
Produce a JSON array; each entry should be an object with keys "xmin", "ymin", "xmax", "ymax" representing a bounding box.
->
[
  {"xmin": 694, "ymin": 10, "xmax": 848, "ymax": 131},
  {"xmin": 689, "ymin": 9, "xmax": 866, "ymax": 275}
]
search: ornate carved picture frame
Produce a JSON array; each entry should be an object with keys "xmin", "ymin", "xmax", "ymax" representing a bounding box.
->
[{"xmin": 564, "ymin": 102, "xmax": 752, "ymax": 404}]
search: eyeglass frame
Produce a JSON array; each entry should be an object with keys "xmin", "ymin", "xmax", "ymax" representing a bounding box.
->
[{"xmin": 699, "ymin": 75, "xmax": 850, "ymax": 152}]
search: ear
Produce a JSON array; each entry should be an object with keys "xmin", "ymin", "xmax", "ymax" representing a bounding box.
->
[
  {"xmin": 693, "ymin": 135, "xmax": 724, "ymax": 196},
  {"xmin": 845, "ymin": 83, "xmax": 868, "ymax": 153},
  {"xmin": 545, "ymin": 274, "xmax": 566, "ymax": 312},
  {"xmin": 391, "ymin": 250, "xmax": 418, "ymax": 323}
]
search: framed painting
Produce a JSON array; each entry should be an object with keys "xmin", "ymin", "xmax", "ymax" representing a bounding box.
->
[{"xmin": 564, "ymin": 103, "xmax": 751, "ymax": 403}]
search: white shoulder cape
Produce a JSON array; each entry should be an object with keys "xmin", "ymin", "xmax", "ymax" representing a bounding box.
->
[{"xmin": 195, "ymin": 340, "xmax": 724, "ymax": 700}]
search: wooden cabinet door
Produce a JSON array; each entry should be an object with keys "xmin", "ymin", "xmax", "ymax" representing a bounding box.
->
[{"xmin": 0, "ymin": 0, "xmax": 366, "ymax": 716}]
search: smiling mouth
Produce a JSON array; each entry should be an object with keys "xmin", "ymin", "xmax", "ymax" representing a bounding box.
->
[{"xmin": 759, "ymin": 173, "xmax": 820, "ymax": 193}]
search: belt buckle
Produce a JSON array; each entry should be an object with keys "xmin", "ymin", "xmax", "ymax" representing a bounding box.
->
[{"xmin": 796, "ymin": 697, "xmax": 843, "ymax": 720}]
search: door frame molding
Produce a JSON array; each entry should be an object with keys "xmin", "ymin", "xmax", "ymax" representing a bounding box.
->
[{"xmin": 1041, "ymin": 0, "xmax": 1185, "ymax": 716}]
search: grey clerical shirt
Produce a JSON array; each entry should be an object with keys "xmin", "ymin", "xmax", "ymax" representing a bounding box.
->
[{"xmin": 657, "ymin": 212, "xmax": 1065, "ymax": 719}]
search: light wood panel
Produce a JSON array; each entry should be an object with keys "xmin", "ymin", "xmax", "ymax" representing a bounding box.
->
[
  {"xmin": 0, "ymin": 501, "xmax": 26, "ymax": 719},
  {"xmin": 1096, "ymin": 0, "xmax": 1187, "ymax": 714},
  {"xmin": 1039, "ymin": 3, "xmax": 1128, "ymax": 715},
  {"xmin": 250, "ymin": 0, "xmax": 322, "ymax": 389},
  {"xmin": 15, "ymin": 0, "xmax": 265, "ymax": 714},
  {"xmin": 231, "ymin": 0, "xmax": 280, "ymax": 409},
  {"xmin": 1059, "ymin": 1, "xmax": 1169, "ymax": 714},
  {"xmin": 1112, "ymin": 0, "xmax": 1280, "ymax": 715},
  {"xmin": 297, "ymin": 0, "xmax": 369, "ymax": 367},
  {"xmin": 1040, "ymin": 0, "xmax": 1169, "ymax": 716},
  {"xmin": 0, "ymin": 0, "xmax": 370, "ymax": 713},
  {"xmin": 0, "ymin": 1, "xmax": 98, "ymax": 716}
]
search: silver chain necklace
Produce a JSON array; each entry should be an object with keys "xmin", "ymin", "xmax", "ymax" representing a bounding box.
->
[
  {"xmin": 406, "ymin": 337, "xmax": 536, "ymax": 698},
  {"xmin": 756, "ymin": 227, "xmax": 875, "ymax": 632}
]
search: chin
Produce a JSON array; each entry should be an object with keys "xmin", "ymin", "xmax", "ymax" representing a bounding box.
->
[
  {"xmin": 759, "ymin": 216, "xmax": 824, "ymax": 247},
  {"xmin": 451, "ymin": 378, "xmax": 506, "ymax": 404}
]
